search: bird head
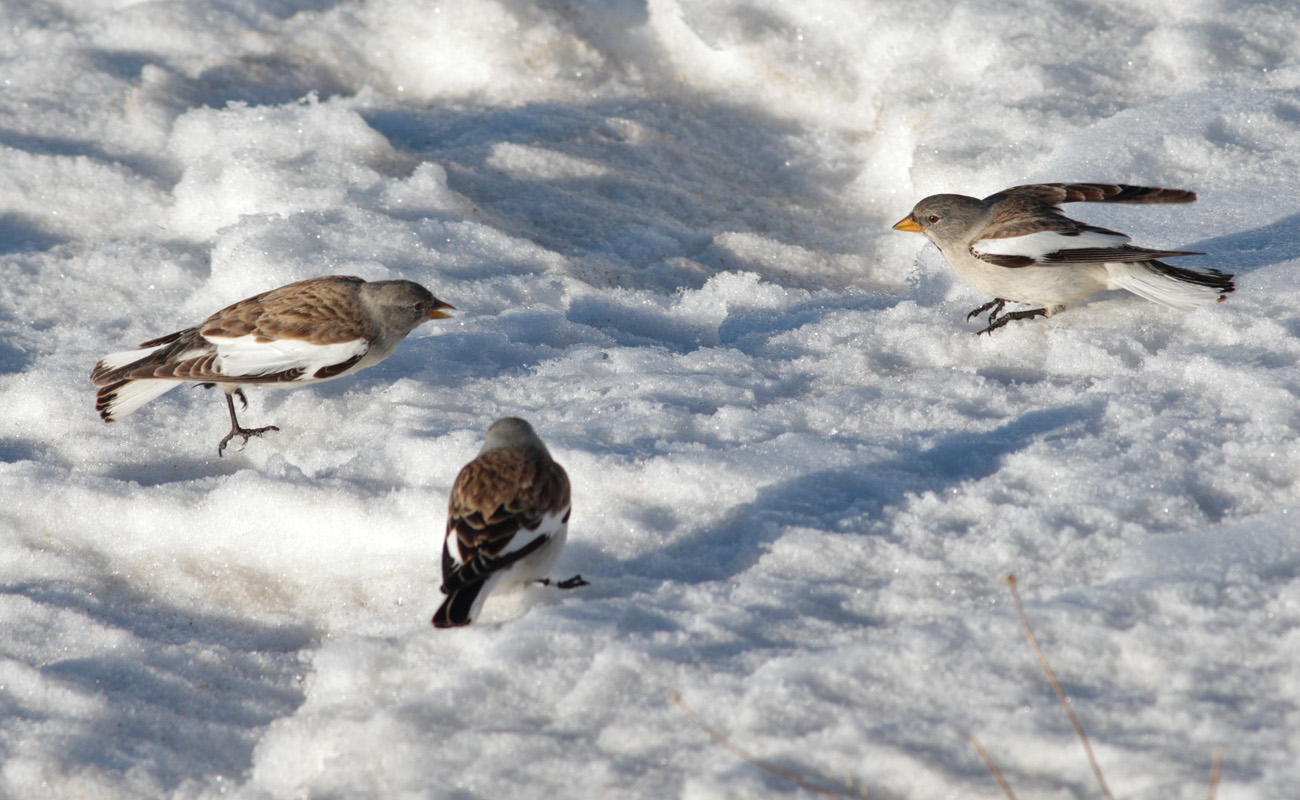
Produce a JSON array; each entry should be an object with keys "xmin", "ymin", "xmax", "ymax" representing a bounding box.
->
[{"xmin": 892, "ymin": 194, "xmax": 987, "ymax": 247}]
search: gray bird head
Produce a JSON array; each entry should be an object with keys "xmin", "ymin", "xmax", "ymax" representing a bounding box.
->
[
  {"xmin": 359, "ymin": 280, "xmax": 455, "ymax": 336},
  {"xmin": 892, "ymin": 194, "xmax": 989, "ymax": 250},
  {"xmin": 480, "ymin": 417, "xmax": 549, "ymax": 456}
]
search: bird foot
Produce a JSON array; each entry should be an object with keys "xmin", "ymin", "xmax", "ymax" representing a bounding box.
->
[
  {"xmin": 217, "ymin": 424, "xmax": 280, "ymax": 457},
  {"xmin": 976, "ymin": 307, "xmax": 1048, "ymax": 336},
  {"xmin": 535, "ymin": 575, "xmax": 590, "ymax": 590},
  {"xmin": 966, "ymin": 298, "xmax": 1007, "ymax": 322}
]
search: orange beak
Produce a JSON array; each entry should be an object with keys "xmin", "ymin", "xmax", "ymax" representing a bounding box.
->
[
  {"xmin": 426, "ymin": 301, "xmax": 455, "ymax": 320},
  {"xmin": 892, "ymin": 216, "xmax": 922, "ymax": 233}
]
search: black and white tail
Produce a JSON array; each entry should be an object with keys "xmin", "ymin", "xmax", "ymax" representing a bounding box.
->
[
  {"xmin": 1106, "ymin": 260, "xmax": 1235, "ymax": 311},
  {"xmin": 90, "ymin": 336, "xmax": 185, "ymax": 421},
  {"xmin": 432, "ymin": 579, "xmax": 492, "ymax": 628}
]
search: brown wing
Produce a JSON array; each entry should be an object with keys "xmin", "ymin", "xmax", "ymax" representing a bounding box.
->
[
  {"xmin": 989, "ymin": 183, "xmax": 1197, "ymax": 206},
  {"xmin": 970, "ymin": 187, "xmax": 1202, "ymax": 269},
  {"xmin": 199, "ymin": 275, "xmax": 376, "ymax": 344},
  {"xmin": 975, "ymin": 195, "xmax": 1129, "ymax": 243},
  {"xmin": 975, "ymin": 183, "xmax": 1196, "ymax": 243},
  {"xmin": 90, "ymin": 275, "xmax": 375, "ymax": 386},
  {"xmin": 447, "ymin": 447, "xmax": 571, "ymax": 561}
]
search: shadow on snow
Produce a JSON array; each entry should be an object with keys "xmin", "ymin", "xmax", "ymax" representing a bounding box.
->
[{"xmin": 0, "ymin": 552, "xmax": 314, "ymax": 789}]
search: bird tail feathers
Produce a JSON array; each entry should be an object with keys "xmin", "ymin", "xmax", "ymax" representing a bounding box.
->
[
  {"xmin": 432, "ymin": 580, "xmax": 490, "ymax": 628},
  {"xmin": 91, "ymin": 342, "xmax": 173, "ymax": 386},
  {"xmin": 95, "ymin": 379, "xmax": 180, "ymax": 422},
  {"xmin": 1106, "ymin": 260, "xmax": 1235, "ymax": 311}
]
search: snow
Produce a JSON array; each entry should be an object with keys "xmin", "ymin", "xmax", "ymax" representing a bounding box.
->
[{"xmin": 1, "ymin": 0, "xmax": 1298, "ymax": 797}]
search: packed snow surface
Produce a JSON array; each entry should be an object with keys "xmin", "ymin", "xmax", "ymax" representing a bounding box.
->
[{"xmin": 1, "ymin": 0, "xmax": 1299, "ymax": 797}]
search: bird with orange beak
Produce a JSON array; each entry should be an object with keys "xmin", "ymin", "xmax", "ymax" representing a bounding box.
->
[{"xmin": 893, "ymin": 183, "xmax": 1233, "ymax": 334}]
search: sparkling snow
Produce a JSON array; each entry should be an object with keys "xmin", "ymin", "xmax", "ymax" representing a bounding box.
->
[{"xmin": 1, "ymin": 0, "xmax": 1299, "ymax": 797}]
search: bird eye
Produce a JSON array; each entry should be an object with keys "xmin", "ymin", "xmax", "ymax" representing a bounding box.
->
[{"xmin": 928, "ymin": 215, "xmax": 940, "ymax": 224}]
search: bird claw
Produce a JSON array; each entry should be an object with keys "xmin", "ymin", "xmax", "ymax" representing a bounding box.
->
[
  {"xmin": 217, "ymin": 424, "xmax": 280, "ymax": 457},
  {"xmin": 535, "ymin": 575, "xmax": 589, "ymax": 590},
  {"xmin": 975, "ymin": 307, "xmax": 1048, "ymax": 336},
  {"xmin": 966, "ymin": 298, "xmax": 1006, "ymax": 322}
]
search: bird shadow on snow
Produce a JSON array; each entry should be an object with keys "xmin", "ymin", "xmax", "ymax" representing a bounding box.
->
[
  {"xmin": 1185, "ymin": 211, "xmax": 1300, "ymax": 275},
  {"xmin": 568, "ymin": 400, "xmax": 1103, "ymax": 613},
  {"xmin": 0, "ymin": 550, "xmax": 313, "ymax": 789}
]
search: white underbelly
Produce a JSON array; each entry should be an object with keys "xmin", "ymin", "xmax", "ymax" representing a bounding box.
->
[{"xmin": 947, "ymin": 252, "xmax": 1111, "ymax": 308}]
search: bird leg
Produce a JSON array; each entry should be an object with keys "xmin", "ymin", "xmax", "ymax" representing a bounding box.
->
[
  {"xmin": 217, "ymin": 389, "xmax": 279, "ymax": 457},
  {"xmin": 966, "ymin": 298, "xmax": 1007, "ymax": 322},
  {"xmin": 976, "ymin": 307, "xmax": 1049, "ymax": 336},
  {"xmin": 534, "ymin": 575, "xmax": 590, "ymax": 590}
]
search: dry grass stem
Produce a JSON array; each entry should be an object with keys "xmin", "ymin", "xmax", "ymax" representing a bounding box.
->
[
  {"xmin": 669, "ymin": 692, "xmax": 860, "ymax": 799},
  {"xmin": 969, "ymin": 735, "xmax": 1019, "ymax": 800},
  {"xmin": 1005, "ymin": 574, "xmax": 1116, "ymax": 800},
  {"xmin": 1208, "ymin": 748, "xmax": 1222, "ymax": 800}
]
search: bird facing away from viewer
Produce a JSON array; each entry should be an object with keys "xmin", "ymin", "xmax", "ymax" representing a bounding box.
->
[
  {"xmin": 892, "ymin": 183, "xmax": 1234, "ymax": 334},
  {"xmin": 433, "ymin": 417, "xmax": 586, "ymax": 629},
  {"xmin": 91, "ymin": 275, "xmax": 454, "ymax": 455}
]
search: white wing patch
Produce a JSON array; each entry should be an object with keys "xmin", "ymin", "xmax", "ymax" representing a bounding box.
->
[
  {"xmin": 973, "ymin": 229, "xmax": 1130, "ymax": 261},
  {"xmin": 447, "ymin": 507, "xmax": 570, "ymax": 568},
  {"xmin": 204, "ymin": 334, "xmax": 369, "ymax": 382},
  {"xmin": 498, "ymin": 507, "xmax": 570, "ymax": 560}
]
